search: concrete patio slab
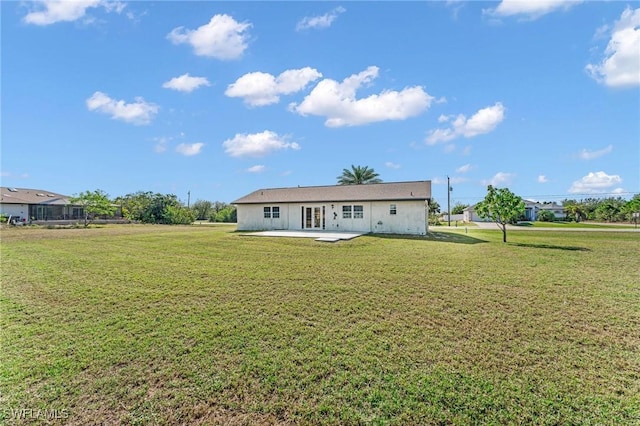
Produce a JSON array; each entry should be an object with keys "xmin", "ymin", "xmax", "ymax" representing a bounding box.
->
[{"xmin": 242, "ymin": 230, "xmax": 364, "ymax": 242}]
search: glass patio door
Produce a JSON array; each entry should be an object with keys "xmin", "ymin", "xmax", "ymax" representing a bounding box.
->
[{"xmin": 304, "ymin": 206, "xmax": 324, "ymax": 229}]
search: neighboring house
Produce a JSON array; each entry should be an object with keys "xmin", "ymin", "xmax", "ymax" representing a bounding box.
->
[
  {"xmin": 523, "ymin": 201, "xmax": 565, "ymax": 221},
  {"xmin": 0, "ymin": 187, "xmax": 78, "ymax": 222},
  {"xmin": 0, "ymin": 187, "xmax": 123, "ymax": 223},
  {"xmin": 233, "ymin": 181, "xmax": 432, "ymax": 235},
  {"xmin": 463, "ymin": 205, "xmax": 485, "ymax": 222},
  {"xmin": 463, "ymin": 200, "xmax": 565, "ymax": 222}
]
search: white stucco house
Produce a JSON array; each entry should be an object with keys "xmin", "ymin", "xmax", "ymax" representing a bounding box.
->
[
  {"xmin": 523, "ymin": 201, "xmax": 565, "ymax": 221},
  {"xmin": 232, "ymin": 181, "xmax": 432, "ymax": 235}
]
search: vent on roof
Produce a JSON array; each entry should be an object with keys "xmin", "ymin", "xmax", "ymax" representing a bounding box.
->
[
  {"xmin": 47, "ymin": 194, "xmax": 55, "ymax": 197},
  {"xmin": 36, "ymin": 193, "xmax": 46, "ymax": 197},
  {"xmin": 8, "ymin": 188, "xmax": 18, "ymax": 192}
]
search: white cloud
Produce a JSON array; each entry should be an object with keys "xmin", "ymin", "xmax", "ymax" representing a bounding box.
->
[
  {"xmin": 568, "ymin": 171, "xmax": 623, "ymax": 194},
  {"xmin": 456, "ymin": 164, "xmax": 472, "ymax": 173},
  {"xmin": 225, "ymin": 67, "xmax": 322, "ymax": 107},
  {"xmin": 22, "ymin": 0, "xmax": 124, "ymax": 25},
  {"xmin": 538, "ymin": 175, "xmax": 548, "ymax": 183},
  {"xmin": 586, "ymin": 7, "xmax": 640, "ymax": 88},
  {"xmin": 167, "ymin": 14, "xmax": 251, "ymax": 60},
  {"xmin": 162, "ymin": 73, "xmax": 211, "ymax": 93},
  {"xmin": 176, "ymin": 143, "xmax": 204, "ymax": 156},
  {"xmin": 247, "ymin": 165, "xmax": 266, "ymax": 173},
  {"xmin": 483, "ymin": 172, "xmax": 515, "ymax": 187},
  {"xmin": 290, "ymin": 66, "xmax": 433, "ymax": 127},
  {"xmin": 296, "ymin": 6, "xmax": 345, "ymax": 31},
  {"xmin": 0, "ymin": 171, "xmax": 30, "ymax": 179},
  {"xmin": 385, "ymin": 162, "xmax": 401, "ymax": 169},
  {"xmin": 486, "ymin": 0, "xmax": 582, "ymax": 20},
  {"xmin": 578, "ymin": 144, "xmax": 613, "ymax": 160},
  {"xmin": 426, "ymin": 102, "xmax": 505, "ymax": 144},
  {"xmin": 222, "ymin": 130, "xmax": 300, "ymax": 158},
  {"xmin": 432, "ymin": 176, "xmax": 467, "ymax": 185},
  {"xmin": 86, "ymin": 91, "xmax": 158, "ymax": 125}
]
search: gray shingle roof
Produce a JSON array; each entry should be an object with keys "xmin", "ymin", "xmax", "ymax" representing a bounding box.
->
[
  {"xmin": 0, "ymin": 187, "xmax": 71, "ymax": 205},
  {"xmin": 233, "ymin": 181, "xmax": 431, "ymax": 204}
]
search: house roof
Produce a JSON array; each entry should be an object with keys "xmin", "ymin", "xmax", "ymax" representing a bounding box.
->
[
  {"xmin": 233, "ymin": 181, "xmax": 431, "ymax": 204},
  {"xmin": 0, "ymin": 187, "xmax": 71, "ymax": 205}
]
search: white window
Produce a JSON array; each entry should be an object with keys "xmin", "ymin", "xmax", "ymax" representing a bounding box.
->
[
  {"xmin": 272, "ymin": 206, "xmax": 280, "ymax": 218},
  {"xmin": 264, "ymin": 207, "xmax": 271, "ymax": 218},
  {"xmin": 354, "ymin": 205, "xmax": 363, "ymax": 219},
  {"xmin": 342, "ymin": 205, "xmax": 352, "ymax": 219},
  {"xmin": 390, "ymin": 204, "xmax": 397, "ymax": 215}
]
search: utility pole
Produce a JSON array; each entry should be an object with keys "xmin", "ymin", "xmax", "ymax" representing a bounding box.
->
[
  {"xmin": 447, "ymin": 176, "xmax": 451, "ymax": 226},
  {"xmin": 187, "ymin": 191, "xmax": 191, "ymax": 208}
]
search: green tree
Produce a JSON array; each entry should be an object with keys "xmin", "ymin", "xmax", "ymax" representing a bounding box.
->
[
  {"xmin": 429, "ymin": 198, "xmax": 441, "ymax": 214},
  {"xmin": 475, "ymin": 185, "xmax": 525, "ymax": 243},
  {"xmin": 213, "ymin": 206, "xmax": 237, "ymax": 223},
  {"xmin": 622, "ymin": 194, "xmax": 640, "ymax": 222},
  {"xmin": 70, "ymin": 189, "xmax": 117, "ymax": 227},
  {"xmin": 428, "ymin": 198, "xmax": 441, "ymax": 226},
  {"xmin": 451, "ymin": 203, "xmax": 469, "ymax": 215},
  {"xmin": 562, "ymin": 199, "xmax": 586, "ymax": 222},
  {"xmin": 595, "ymin": 198, "xmax": 625, "ymax": 222},
  {"xmin": 337, "ymin": 165, "xmax": 382, "ymax": 185},
  {"xmin": 163, "ymin": 204, "xmax": 196, "ymax": 225},
  {"xmin": 115, "ymin": 191, "xmax": 194, "ymax": 224},
  {"xmin": 191, "ymin": 200, "xmax": 213, "ymax": 221}
]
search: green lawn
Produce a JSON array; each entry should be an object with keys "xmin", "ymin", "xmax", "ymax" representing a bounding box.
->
[{"xmin": 1, "ymin": 225, "xmax": 639, "ymax": 424}]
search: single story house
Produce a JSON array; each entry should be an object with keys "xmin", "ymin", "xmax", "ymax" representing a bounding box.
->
[
  {"xmin": 463, "ymin": 200, "xmax": 565, "ymax": 222},
  {"xmin": 523, "ymin": 201, "xmax": 565, "ymax": 221},
  {"xmin": 0, "ymin": 187, "xmax": 79, "ymax": 222},
  {"xmin": 233, "ymin": 181, "xmax": 432, "ymax": 235},
  {"xmin": 0, "ymin": 187, "xmax": 123, "ymax": 223},
  {"xmin": 463, "ymin": 205, "xmax": 483, "ymax": 222}
]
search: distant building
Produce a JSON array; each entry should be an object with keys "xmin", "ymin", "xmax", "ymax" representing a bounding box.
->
[
  {"xmin": 463, "ymin": 200, "xmax": 565, "ymax": 222},
  {"xmin": 0, "ymin": 187, "xmax": 122, "ymax": 223},
  {"xmin": 523, "ymin": 201, "xmax": 565, "ymax": 221}
]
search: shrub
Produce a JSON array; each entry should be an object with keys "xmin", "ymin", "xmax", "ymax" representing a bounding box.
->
[{"xmin": 537, "ymin": 210, "xmax": 556, "ymax": 222}]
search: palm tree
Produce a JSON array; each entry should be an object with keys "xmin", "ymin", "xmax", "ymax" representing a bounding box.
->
[{"xmin": 337, "ymin": 165, "xmax": 382, "ymax": 185}]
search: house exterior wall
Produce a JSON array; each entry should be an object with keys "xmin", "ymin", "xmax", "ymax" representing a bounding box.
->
[
  {"xmin": 237, "ymin": 200, "xmax": 428, "ymax": 235},
  {"xmin": 0, "ymin": 203, "xmax": 28, "ymax": 219},
  {"xmin": 463, "ymin": 209, "xmax": 485, "ymax": 222},
  {"xmin": 524, "ymin": 202, "xmax": 565, "ymax": 221}
]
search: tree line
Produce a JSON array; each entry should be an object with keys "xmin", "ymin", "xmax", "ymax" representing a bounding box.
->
[
  {"xmin": 444, "ymin": 195, "xmax": 640, "ymax": 223},
  {"xmin": 562, "ymin": 196, "xmax": 640, "ymax": 223},
  {"xmin": 70, "ymin": 190, "xmax": 236, "ymax": 226}
]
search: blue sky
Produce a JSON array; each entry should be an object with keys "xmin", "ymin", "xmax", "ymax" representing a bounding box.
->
[{"xmin": 2, "ymin": 1, "xmax": 639, "ymax": 207}]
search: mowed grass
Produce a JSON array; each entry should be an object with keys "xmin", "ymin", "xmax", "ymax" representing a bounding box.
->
[{"xmin": 1, "ymin": 225, "xmax": 639, "ymax": 425}]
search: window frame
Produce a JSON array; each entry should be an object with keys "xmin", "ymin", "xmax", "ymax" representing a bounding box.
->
[
  {"xmin": 263, "ymin": 206, "xmax": 271, "ymax": 219},
  {"xmin": 390, "ymin": 204, "xmax": 397, "ymax": 215},
  {"xmin": 353, "ymin": 205, "xmax": 364, "ymax": 219},
  {"xmin": 342, "ymin": 205, "xmax": 352, "ymax": 219}
]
